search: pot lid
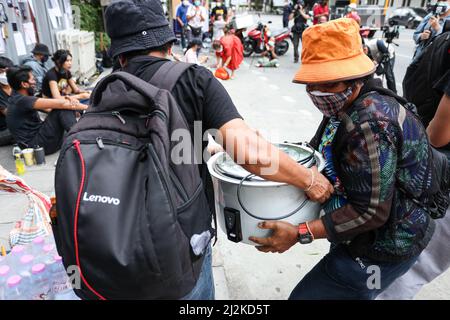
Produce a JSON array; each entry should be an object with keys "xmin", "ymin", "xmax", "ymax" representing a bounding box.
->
[{"xmin": 214, "ymin": 143, "xmax": 317, "ymax": 181}]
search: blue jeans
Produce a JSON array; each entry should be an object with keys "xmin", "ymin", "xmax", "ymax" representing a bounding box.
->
[
  {"xmin": 289, "ymin": 244, "xmax": 419, "ymax": 300},
  {"xmin": 181, "ymin": 245, "xmax": 215, "ymax": 300}
]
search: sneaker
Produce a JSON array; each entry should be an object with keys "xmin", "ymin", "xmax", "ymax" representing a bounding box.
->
[{"xmin": 275, "ymin": 63, "xmax": 280, "ymax": 68}]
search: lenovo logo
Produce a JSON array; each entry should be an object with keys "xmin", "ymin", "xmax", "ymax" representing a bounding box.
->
[{"xmin": 83, "ymin": 192, "xmax": 121, "ymax": 206}]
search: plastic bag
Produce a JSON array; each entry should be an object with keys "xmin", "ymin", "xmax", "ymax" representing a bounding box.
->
[
  {"xmin": 215, "ymin": 67, "xmax": 230, "ymax": 80},
  {"xmin": 0, "ymin": 165, "xmax": 52, "ymax": 247}
]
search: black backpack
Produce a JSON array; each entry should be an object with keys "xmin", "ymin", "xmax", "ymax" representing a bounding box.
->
[
  {"xmin": 53, "ymin": 62, "xmax": 213, "ymax": 300},
  {"xmin": 403, "ymin": 31, "xmax": 450, "ymax": 129}
]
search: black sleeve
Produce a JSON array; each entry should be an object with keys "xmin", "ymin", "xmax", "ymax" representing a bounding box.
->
[
  {"xmin": 198, "ymin": 67, "xmax": 242, "ymax": 130},
  {"xmin": 174, "ymin": 66, "xmax": 242, "ymax": 131},
  {"xmin": 67, "ymin": 70, "xmax": 73, "ymax": 80},
  {"xmin": 45, "ymin": 69, "xmax": 58, "ymax": 82},
  {"xmin": 434, "ymin": 70, "xmax": 450, "ymax": 97},
  {"xmin": 0, "ymin": 95, "xmax": 7, "ymax": 110},
  {"xmin": 16, "ymin": 95, "xmax": 38, "ymax": 111}
]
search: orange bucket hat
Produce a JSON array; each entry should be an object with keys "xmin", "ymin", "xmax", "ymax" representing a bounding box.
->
[{"xmin": 293, "ymin": 18, "xmax": 375, "ymax": 84}]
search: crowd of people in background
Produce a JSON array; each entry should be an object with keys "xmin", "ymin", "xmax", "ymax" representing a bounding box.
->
[{"xmin": 0, "ymin": 43, "xmax": 90, "ymax": 155}]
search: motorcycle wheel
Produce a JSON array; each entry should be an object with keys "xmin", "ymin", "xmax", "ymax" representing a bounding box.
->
[
  {"xmin": 243, "ymin": 38, "xmax": 254, "ymax": 57},
  {"xmin": 275, "ymin": 40, "xmax": 289, "ymax": 56}
]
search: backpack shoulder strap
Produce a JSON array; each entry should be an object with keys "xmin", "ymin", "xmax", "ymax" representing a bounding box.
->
[{"xmin": 149, "ymin": 61, "xmax": 193, "ymax": 92}]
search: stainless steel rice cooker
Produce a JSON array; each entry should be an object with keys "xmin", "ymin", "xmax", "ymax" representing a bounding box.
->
[{"xmin": 207, "ymin": 143, "xmax": 325, "ymax": 245}]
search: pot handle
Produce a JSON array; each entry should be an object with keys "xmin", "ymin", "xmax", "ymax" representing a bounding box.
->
[{"xmin": 237, "ymin": 173, "xmax": 309, "ymax": 221}]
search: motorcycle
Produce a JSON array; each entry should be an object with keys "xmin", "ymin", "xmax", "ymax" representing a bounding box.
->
[{"xmin": 243, "ymin": 21, "xmax": 291, "ymax": 57}]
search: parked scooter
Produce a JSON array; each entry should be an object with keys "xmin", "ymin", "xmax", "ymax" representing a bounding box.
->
[{"xmin": 243, "ymin": 21, "xmax": 290, "ymax": 57}]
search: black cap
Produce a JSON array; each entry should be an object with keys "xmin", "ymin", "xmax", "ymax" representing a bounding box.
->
[
  {"xmin": 105, "ymin": 0, "xmax": 176, "ymax": 58},
  {"xmin": 32, "ymin": 43, "xmax": 50, "ymax": 56}
]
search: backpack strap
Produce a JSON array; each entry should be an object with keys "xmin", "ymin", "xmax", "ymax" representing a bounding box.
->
[{"xmin": 149, "ymin": 61, "xmax": 193, "ymax": 92}]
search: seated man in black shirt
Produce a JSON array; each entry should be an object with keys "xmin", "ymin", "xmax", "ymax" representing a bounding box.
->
[
  {"xmin": 6, "ymin": 66, "xmax": 88, "ymax": 154},
  {"xmin": 0, "ymin": 57, "xmax": 15, "ymax": 146}
]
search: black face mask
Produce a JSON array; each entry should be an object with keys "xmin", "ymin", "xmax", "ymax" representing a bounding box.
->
[
  {"xmin": 41, "ymin": 55, "xmax": 49, "ymax": 63},
  {"xmin": 23, "ymin": 81, "xmax": 36, "ymax": 96},
  {"xmin": 26, "ymin": 86, "xmax": 36, "ymax": 96}
]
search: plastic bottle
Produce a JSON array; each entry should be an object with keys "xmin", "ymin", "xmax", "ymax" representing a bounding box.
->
[
  {"xmin": 0, "ymin": 265, "xmax": 11, "ymax": 299},
  {"xmin": 38, "ymin": 244, "xmax": 57, "ymax": 263},
  {"xmin": 8, "ymin": 245, "xmax": 26, "ymax": 270},
  {"xmin": 30, "ymin": 264, "xmax": 52, "ymax": 300},
  {"xmin": 51, "ymin": 255, "xmax": 79, "ymax": 300},
  {"xmin": 4, "ymin": 275, "xmax": 25, "ymax": 300},
  {"xmin": 17, "ymin": 255, "xmax": 34, "ymax": 279},
  {"xmin": 15, "ymin": 154, "xmax": 26, "ymax": 175}
]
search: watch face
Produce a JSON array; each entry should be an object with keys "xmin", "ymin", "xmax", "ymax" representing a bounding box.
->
[{"xmin": 299, "ymin": 234, "xmax": 313, "ymax": 244}]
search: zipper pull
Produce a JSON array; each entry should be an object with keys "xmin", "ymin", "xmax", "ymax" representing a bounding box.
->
[
  {"xmin": 112, "ymin": 111, "xmax": 126, "ymax": 124},
  {"xmin": 96, "ymin": 137, "xmax": 105, "ymax": 149}
]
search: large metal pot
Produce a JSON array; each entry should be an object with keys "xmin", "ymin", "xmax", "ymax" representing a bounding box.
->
[{"xmin": 207, "ymin": 143, "xmax": 325, "ymax": 245}]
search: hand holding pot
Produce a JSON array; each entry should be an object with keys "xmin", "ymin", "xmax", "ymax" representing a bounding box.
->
[
  {"xmin": 249, "ymin": 221, "xmax": 298, "ymax": 253},
  {"xmin": 305, "ymin": 166, "xmax": 334, "ymax": 203}
]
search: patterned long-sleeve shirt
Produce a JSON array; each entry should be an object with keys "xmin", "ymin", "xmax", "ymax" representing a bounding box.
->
[{"xmin": 314, "ymin": 89, "xmax": 435, "ymax": 262}]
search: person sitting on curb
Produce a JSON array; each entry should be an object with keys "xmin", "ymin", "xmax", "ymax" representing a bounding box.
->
[
  {"xmin": 6, "ymin": 66, "xmax": 87, "ymax": 154},
  {"xmin": 41, "ymin": 50, "xmax": 91, "ymax": 102},
  {"xmin": 183, "ymin": 39, "xmax": 209, "ymax": 65},
  {"xmin": 250, "ymin": 18, "xmax": 436, "ymax": 300},
  {"xmin": 256, "ymin": 37, "xmax": 280, "ymax": 68},
  {"xmin": 0, "ymin": 57, "xmax": 15, "ymax": 146},
  {"xmin": 23, "ymin": 43, "xmax": 51, "ymax": 96}
]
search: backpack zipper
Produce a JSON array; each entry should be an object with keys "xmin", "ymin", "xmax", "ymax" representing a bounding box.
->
[
  {"xmin": 82, "ymin": 110, "xmax": 166, "ymax": 126},
  {"xmin": 76, "ymin": 138, "xmax": 139, "ymax": 151},
  {"xmin": 169, "ymin": 169, "xmax": 189, "ymax": 203},
  {"xmin": 111, "ymin": 111, "xmax": 126, "ymax": 124},
  {"xmin": 72, "ymin": 140, "xmax": 107, "ymax": 300}
]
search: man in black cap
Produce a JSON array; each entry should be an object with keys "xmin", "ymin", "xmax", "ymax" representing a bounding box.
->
[
  {"xmin": 105, "ymin": 0, "xmax": 333, "ymax": 300},
  {"xmin": 23, "ymin": 43, "xmax": 51, "ymax": 96}
]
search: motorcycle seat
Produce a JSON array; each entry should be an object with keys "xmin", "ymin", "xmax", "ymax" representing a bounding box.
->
[{"xmin": 271, "ymin": 28, "xmax": 289, "ymax": 37}]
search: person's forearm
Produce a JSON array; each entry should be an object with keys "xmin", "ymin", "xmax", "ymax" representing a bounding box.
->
[
  {"xmin": 307, "ymin": 219, "xmax": 328, "ymax": 240},
  {"xmin": 221, "ymin": 119, "xmax": 312, "ymax": 190},
  {"xmin": 34, "ymin": 98, "xmax": 85, "ymax": 111},
  {"xmin": 427, "ymin": 94, "xmax": 450, "ymax": 147}
]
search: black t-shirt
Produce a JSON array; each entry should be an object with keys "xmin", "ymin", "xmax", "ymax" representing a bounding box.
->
[
  {"xmin": 122, "ymin": 55, "xmax": 242, "ymax": 213},
  {"xmin": 435, "ymin": 69, "xmax": 450, "ymax": 97},
  {"xmin": 211, "ymin": 5, "xmax": 227, "ymax": 20},
  {"xmin": 433, "ymin": 69, "xmax": 450, "ymax": 151},
  {"xmin": 6, "ymin": 92, "xmax": 40, "ymax": 146},
  {"xmin": 292, "ymin": 4, "xmax": 307, "ymax": 31},
  {"xmin": 0, "ymin": 88, "xmax": 11, "ymax": 131},
  {"xmin": 41, "ymin": 67, "xmax": 72, "ymax": 98}
]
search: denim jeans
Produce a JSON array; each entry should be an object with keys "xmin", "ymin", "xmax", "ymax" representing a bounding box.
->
[
  {"xmin": 289, "ymin": 244, "xmax": 419, "ymax": 300},
  {"xmin": 181, "ymin": 245, "xmax": 215, "ymax": 300}
]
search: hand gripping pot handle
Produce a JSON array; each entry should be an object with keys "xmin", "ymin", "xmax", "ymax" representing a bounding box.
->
[{"xmin": 236, "ymin": 143, "xmax": 317, "ymax": 221}]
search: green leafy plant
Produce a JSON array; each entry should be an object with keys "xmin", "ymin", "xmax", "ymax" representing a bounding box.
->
[{"xmin": 71, "ymin": 0, "xmax": 108, "ymax": 52}]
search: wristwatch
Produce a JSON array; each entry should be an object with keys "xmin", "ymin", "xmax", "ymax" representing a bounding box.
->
[{"xmin": 298, "ymin": 222, "xmax": 314, "ymax": 244}]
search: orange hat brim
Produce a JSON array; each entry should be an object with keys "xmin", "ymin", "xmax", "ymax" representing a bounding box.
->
[{"xmin": 293, "ymin": 52, "xmax": 376, "ymax": 84}]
